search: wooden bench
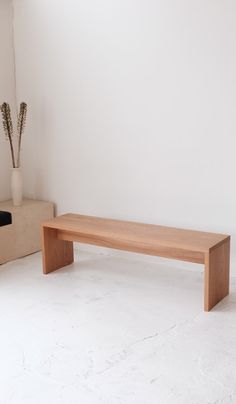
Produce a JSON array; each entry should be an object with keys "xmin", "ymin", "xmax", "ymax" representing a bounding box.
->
[{"xmin": 41, "ymin": 214, "xmax": 230, "ymax": 311}]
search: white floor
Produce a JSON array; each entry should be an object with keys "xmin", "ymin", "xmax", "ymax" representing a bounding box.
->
[{"xmin": 0, "ymin": 251, "xmax": 236, "ymax": 404}]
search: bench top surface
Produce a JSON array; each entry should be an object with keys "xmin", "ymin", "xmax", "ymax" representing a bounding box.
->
[{"xmin": 43, "ymin": 214, "xmax": 229, "ymax": 253}]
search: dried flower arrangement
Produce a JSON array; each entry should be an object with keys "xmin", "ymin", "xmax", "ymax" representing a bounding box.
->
[{"xmin": 1, "ymin": 102, "xmax": 27, "ymax": 168}]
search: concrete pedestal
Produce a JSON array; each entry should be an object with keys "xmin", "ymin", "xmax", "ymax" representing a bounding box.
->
[{"xmin": 0, "ymin": 199, "xmax": 54, "ymax": 264}]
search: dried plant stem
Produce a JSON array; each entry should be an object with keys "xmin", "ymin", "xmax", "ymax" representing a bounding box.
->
[
  {"xmin": 1, "ymin": 103, "xmax": 16, "ymax": 168},
  {"xmin": 17, "ymin": 136, "xmax": 21, "ymax": 168},
  {"xmin": 17, "ymin": 103, "xmax": 27, "ymax": 168},
  {"xmin": 1, "ymin": 102, "xmax": 27, "ymax": 169},
  {"xmin": 9, "ymin": 134, "xmax": 16, "ymax": 168}
]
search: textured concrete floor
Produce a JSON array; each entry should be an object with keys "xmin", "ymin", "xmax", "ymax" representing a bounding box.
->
[{"xmin": 0, "ymin": 250, "xmax": 235, "ymax": 404}]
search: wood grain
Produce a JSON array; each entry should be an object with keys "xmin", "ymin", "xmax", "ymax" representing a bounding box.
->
[
  {"xmin": 42, "ymin": 226, "xmax": 74, "ymax": 274},
  {"xmin": 56, "ymin": 230, "xmax": 205, "ymax": 263},
  {"xmin": 204, "ymin": 238, "xmax": 230, "ymax": 311},
  {"xmin": 43, "ymin": 214, "xmax": 229, "ymax": 254},
  {"xmin": 42, "ymin": 213, "xmax": 230, "ymax": 311}
]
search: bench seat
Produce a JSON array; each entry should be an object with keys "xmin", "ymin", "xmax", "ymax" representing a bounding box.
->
[{"xmin": 42, "ymin": 214, "xmax": 230, "ymax": 312}]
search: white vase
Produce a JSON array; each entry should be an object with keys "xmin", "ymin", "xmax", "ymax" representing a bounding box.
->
[{"xmin": 11, "ymin": 168, "xmax": 23, "ymax": 206}]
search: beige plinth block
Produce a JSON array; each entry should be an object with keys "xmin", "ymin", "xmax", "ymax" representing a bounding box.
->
[{"xmin": 0, "ymin": 199, "xmax": 54, "ymax": 264}]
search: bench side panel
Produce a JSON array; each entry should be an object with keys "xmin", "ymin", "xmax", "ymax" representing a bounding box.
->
[
  {"xmin": 204, "ymin": 237, "xmax": 230, "ymax": 311},
  {"xmin": 42, "ymin": 226, "xmax": 74, "ymax": 274}
]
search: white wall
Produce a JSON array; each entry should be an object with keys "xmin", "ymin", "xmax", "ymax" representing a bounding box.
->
[
  {"xmin": 0, "ymin": 0, "xmax": 16, "ymax": 200},
  {"xmin": 13, "ymin": 0, "xmax": 236, "ymax": 269}
]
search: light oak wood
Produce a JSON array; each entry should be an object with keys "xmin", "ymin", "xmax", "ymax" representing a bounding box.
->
[
  {"xmin": 56, "ymin": 230, "xmax": 205, "ymax": 263},
  {"xmin": 42, "ymin": 226, "xmax": 74, "ymax": 274},
  {"xmin": 42, "ymin": 214, "xmax": 230, "ymax": 311},
  {"xmin": 204, "ymin": 238, "xmax": 230, "ymax": 311}
]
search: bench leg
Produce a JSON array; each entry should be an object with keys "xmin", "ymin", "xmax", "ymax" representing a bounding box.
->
[
  {"xmin": 42, "ymin": 226, "xmax": 74, "ymax": 274},
  {"xmin": 204, "ymin": 238, "xmax": 230, "ymax": 311}
]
